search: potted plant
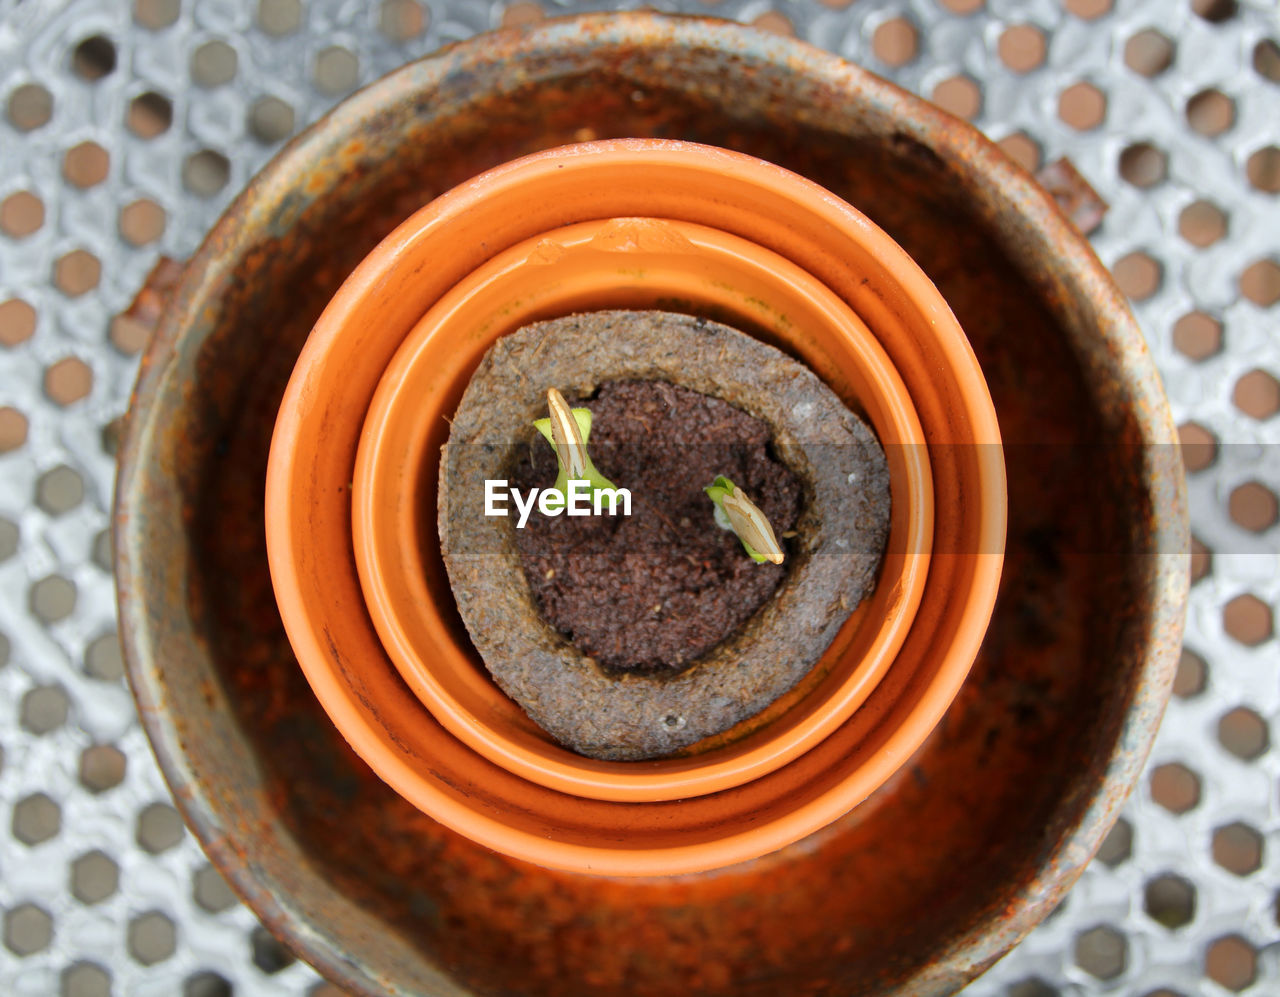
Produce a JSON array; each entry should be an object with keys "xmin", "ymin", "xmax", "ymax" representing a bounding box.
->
[
  {"xmin": 352, "ymin": 211, "xmax": 938, "ymax": 805},
  {"xmin": 434, "ymin": 308, "xmax": 891, "ymax": 762},
  {"xmin": 267, "ymin": 140, "xmax": 1005, "ymax": 872}
]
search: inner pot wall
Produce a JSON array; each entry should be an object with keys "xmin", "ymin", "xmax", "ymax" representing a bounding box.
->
[{"xmin": 115, "ymin": 13, "xmax": 1186, "ymax": 997}]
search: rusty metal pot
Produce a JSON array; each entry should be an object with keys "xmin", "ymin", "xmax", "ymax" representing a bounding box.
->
[{"xmin": 114, "ymin": 13, "xmax": 1187, "ymax": 997}]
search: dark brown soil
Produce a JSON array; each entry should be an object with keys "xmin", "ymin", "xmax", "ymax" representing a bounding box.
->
[{"xmin": 510, "ymin": 380, "xmax": 801, "ymax": 674}]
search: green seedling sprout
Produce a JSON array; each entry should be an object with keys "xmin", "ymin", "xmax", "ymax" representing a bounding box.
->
[
  {"xmin": 533, "ymin": 388, "xmax": 617, "ymax": 498},
  {"xmin": 704, "ymin": 475, "xmax": 785, "ymax": 565}
]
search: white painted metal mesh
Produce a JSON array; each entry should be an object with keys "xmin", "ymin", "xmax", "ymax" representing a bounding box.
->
[{"xmin": 0, "ymin": 0, "xmax": 1276, "ymax": 994}]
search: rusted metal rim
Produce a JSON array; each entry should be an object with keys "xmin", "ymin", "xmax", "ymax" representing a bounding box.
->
[{"xmin": 115, "ymin": 12, "xmax": 1188, "ymax": 996}]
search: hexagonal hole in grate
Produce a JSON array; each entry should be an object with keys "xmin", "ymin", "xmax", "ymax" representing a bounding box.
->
[
  {"xmin": 252, "ymin": 925, "xmax": 297, "ymax": 974},
  {"xmin": 1006, "ymin": 979, "xmax": 1059, "ymax": 997},
  {"xmin": 1065, "ymin": 0, "xmax": 1112, "ymax": 17},
  {"xmin": 185, "ymin": 971, "xmax": 233, "ymax": 997},
  {"xmin": 1190, "ymin": 536, "xmax": 1211, "ymax": 584},
  {"xmin": 1223, "ymin": 593, "xmax": 1273, "ymax": 646},
  {"xmin": 996, "ymin": 132, "xmax": 1041, "ymax": 172},
  {"xmin": 0, "ymin": 298, "xmax": 37, "ymax": 346},
  {"xmin": 1074, "ymin": 924, "xmax": 1127, "ymax": 981},
  {"xmin": 1187, "ymin": 88, "xmax": 1235, "ymax": 137},
  {"xmin": 128, "ymin": 910, "xmax": 176, "ymax": 966},
  {"xmin": 1173, "ymin": 648, "xmax": 1207, "ymax": 698},
  {"xmin": 1217, "ymin": 706, "xmax": 1269, "ymax": 759},
  {"xmin": 53, "ymin": 251, "xmax": 102, "ymax": 298},
  {"xmin": 998, "ymin": 24, "xmax": 1046, "ymax": 74},
  {"xmin": 1124, "ymin": 29, "xmax": 1175, "ymax": 77},
  {"xmin": 71, "ymin": 850, "xmax": 120, "ymax": 905},
  {"xmin": 119, "ymin": 198, "xmax": 166, "ymax": 247},
  {"xmin": 1240, "ymin": 258, "xmax": 1280, "ymax": 307},
  {"xmin": 36, "ymin": 465, "xmax": 85, "ymax": 515},
  {"xmin": 750, "ymin": 13, "xmax": 796, "ymax": 40},
  {"xmin": 1150, "ymin": 762, "xmax": 1200, "ymax": 814},
  {"xmin": 380, "ymin": 0, "xmax": 428, "ymax": 41},
  {"xmin": 63, "ymin": 141, "xmax": 110, "ymax": 189},
  {"xmin": 13, "ymin": 793, "xmax": 61, "ymax": 845},
  {"xmin": 193, "ymin": 863, "xmax": 238, "ymax": 914},
  {"xmin": 30, "ymin": 574, "xmax": 77, "ymax": 623},
  {"xmin": 1212, "ymin": 822, "xmax": 1264, "ymax": 876},
  {"xmin": 92, "ymin": 408, "xmax": 115, "ymax": 445},
  {"xmin": 62, "ymin": 961, "xmax": 111, "ymax": 997},
  {"xmin": 1143, "ymin": 873, "xmax": 1196, "ymax": 929},
  {"xmin": 1246, "ymin": 146, "xmax": 1280, "ymax": 193},
  {"xmin": 1172, "ymin": 311, "xmax": 1222, "ymax": 361},
  {"xmin": 258, "ymin": 0, "xmax": 303, "ymax": 36},
  {"xmin": 1113, "ymin": 251, "xmax": 1162, "ymax": 301},
  {"xmin": 0, "ymin": 407, "xmax": 27, "ymax": 452},
  {"xmin": 1178, "ymin": 421, "xmax": 1216, "ymax": 472},
  {"xmin": 4, "ymin": 903, "xmax": 52, "ymax": 956},
  {"xmin": 871, "ymin": 17, "xmax": 918, "ymax": 68},
  {"xmin": 1095, "ymin": 817, "xmax": 1133, "ymax": 866},
  {"xmin": 1233, "ymin": 369, "xmax": 1279, "ymax": 420},
  {"xmin": 0, "ymin": 190, "xmax": 45, "ymax": 239},
  {"xmin": 1255, "ymin": 39, "xmax": 1280, "ymax": 82},
  {"xmin": 191, "ymin": 40, "xmax": 238, "ymax": 88},
  {"xmin": 7, "ymin": 83, "xmax": 54, "ymax": 132},
  {"xmin": 127, "ymin": 91, "xmax": 173, "ymax": 139},
  {"xmin": 1119, "ymin": 142, "xmax": 1167, "ymax": 187},
  {"xmin": 0, "ymin": 517, "xmax": 16, "ymax": 562},
  {"xmin": 1178, "ymin": 200, "xmax": 1227, "ymax": 248},
  {"xmin": 134, "ymin": 0, "xmax": 179, "ymax": 30},
  {"xmin": 137, "ymin": 802, "xmax": 186, "ymax": 853},
  {"xmin": 79, "ymin": 744, "xmax": 126, "ymax": 793},
  {"xmin": 1059, "ymin": 82, "xmax": 1106, "ymax": 130},
  {"xmin": 1191, "ymin": 0, "xmax": 1237, "ymax": 24},
  {"xmin": 100, "ymin": 416, "xmax": 123, "ymax": 458},
  {"xmin": 45, "ymin": 356, "xmax": 93, "ymax": 405},
  {"xmin": 500, "ymin": 2, "xmax": 544, "ymax": 28},
  {"xmin": 183, "ymin": 150, "xmax": 230, "ymax": 197},
  {"xmin": 109, "ymin": 313, "xmax": 150, "ymax": 356},
  {"xmin": 92, "ymin": 529, "xmax": 113, "ymax": 573},
  {"xmin": 314, "ymin": 45, "xmax": 360, "ymax": 95},
  {"xmin": 72, "ymin": 35, "xmax": 117, "ymax": 82},
  {"xmin": 248, "ymin": 95, "xmax": 295, "ymax": 144},
  {"xmin": 20, "ymin": 684, "xmax": 69, "ymax": 734},
  {"xmin": 931, "ymin": 76, "xmax": 981, "ymax": 121},
  {"xmin": 85, "ymin": 632, "xmax": 124, "ymax": 681},
  {"xmin": 1229, "ymin": 482, "xmax": 1278, "ymax": 533},
  {"xmin": 1205, "ymin": 935, "xmax": 1257, "ymax": 991}
]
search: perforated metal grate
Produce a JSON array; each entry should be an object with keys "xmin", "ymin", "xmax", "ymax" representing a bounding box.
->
[{"xmin": 0, "ymin": 0, "xmax": 1277, "ymax": 994}]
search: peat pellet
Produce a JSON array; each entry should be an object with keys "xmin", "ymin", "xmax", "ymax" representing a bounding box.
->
[{"xmin": 439, "ymin": 311, "xmax": 890, "ymax": 760}]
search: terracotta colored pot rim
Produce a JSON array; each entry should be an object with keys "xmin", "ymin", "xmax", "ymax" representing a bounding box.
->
[
  {"xmin": 353, "ymin": 215, "xmax": 933, "ymax": 799},
  {"xmin": 264, "ymin": 137, "xmax": 1005, "ymax": 875}
]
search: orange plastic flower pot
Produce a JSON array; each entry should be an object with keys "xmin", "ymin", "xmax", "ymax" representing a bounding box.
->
[
  {"xmin": 264, "ymin": 139, "xmax": 1006, "ymax": 876},
  {"xmin": 353, "ymin": 216, "xmax": 933, "ymax": 801}
]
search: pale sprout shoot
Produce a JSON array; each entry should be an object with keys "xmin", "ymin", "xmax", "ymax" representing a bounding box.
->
[
  {"xmin": 533, "ymin": 388, "xmax": 617, "ymax": 498},
  {"xmin": 545, "ymin": 388, "xmax": 588, "ymax": 480},
  {"xmin": 704, "ymin": 475, "xmax": 785, "ymax": 564}
]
